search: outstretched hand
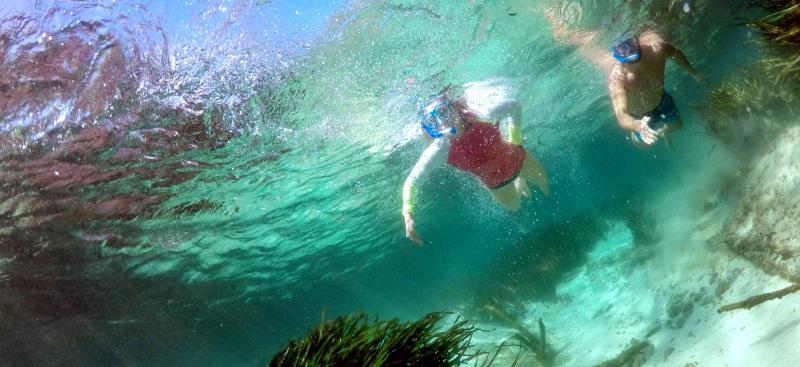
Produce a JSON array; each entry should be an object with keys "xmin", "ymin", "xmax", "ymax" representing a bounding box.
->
[
  {"xmin": 404, "ymin": 215, "xmax": 423, "ymax": 246},
  {"xmin": 636, "ymin": 116, "xmax": 659, "ymax": 145}
]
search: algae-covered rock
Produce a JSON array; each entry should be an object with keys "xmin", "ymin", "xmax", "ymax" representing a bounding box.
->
[
  {"xmin": 716, "ymin": 126, "xmax": 800, "ymax": 282},
  {"xmin": 665, "ymin": 292, "xmax": 694, "ymax": 329}
]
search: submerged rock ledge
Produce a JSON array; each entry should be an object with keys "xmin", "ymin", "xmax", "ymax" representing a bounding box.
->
[{"xmin": 717, "ymin": 125, "xmax": 800, "ymax": 282}]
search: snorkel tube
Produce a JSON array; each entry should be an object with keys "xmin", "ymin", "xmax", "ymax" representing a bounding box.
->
[{"xmin": 422, "ymin": 122, "xmax": 456, "ymax": 139}]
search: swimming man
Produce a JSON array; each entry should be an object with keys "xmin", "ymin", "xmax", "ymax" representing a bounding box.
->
[{"xmin": 544, "ymin": 9, "xmax": 702, "ymax": 148}]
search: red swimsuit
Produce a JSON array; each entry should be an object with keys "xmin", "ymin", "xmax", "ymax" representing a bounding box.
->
[{"xmin": 447, "ymin": 121, "xmax": 526, "ymax": 189}]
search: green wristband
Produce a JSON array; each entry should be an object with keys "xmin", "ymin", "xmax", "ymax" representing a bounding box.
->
[
  {"xmin": 508, "ymin": 125, "xmax": 522, "ymax": 145},
  {"xmin": 402, "ymin": 184, "xmax": 416, "ymax": 215}
]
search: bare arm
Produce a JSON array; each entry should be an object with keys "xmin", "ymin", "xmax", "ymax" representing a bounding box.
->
[
  {"xmin": 542, "ymin": 8, "xmax": 612, "ymax": 72},
  {"xmin": 608, "ymin": 75, "xmax": 639, "ymax": 132},
  {"xmin": 488, "ymin": 100, "xmax": 523, "ymax": 144},
  {"xmin": 664, "ymin": 43, "xmax": 702, "ymax": 81},
  {"xmin": 401, "ymin": 139, "xmax": 444, "ymax": 245},
  {"xmin": 609, "ymin": 74, "xmax": 659, "ymax": 145}
]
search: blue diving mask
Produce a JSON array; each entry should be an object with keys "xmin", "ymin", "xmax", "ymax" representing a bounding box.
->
[
  {"xmin": 610, "ymin": 35, "xmax": 640, "ymax": 63},
  {"xmin": 420, "ymin": 99, "xmax": 456, "ymax": 139}
]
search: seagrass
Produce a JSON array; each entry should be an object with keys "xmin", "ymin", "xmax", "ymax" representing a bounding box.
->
[{"xmin": 268, "ymin": 312, "xmax": 483, "ymax": 367}]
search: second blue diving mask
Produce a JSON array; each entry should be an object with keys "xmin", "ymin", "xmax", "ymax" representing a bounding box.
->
[
  {"xmin": 420, "ymin": 99, "xmax": 456, "ymax": 138},
  {"xmin": 610, "ymin": 35, "xmax": 641, "ymax": 63}
]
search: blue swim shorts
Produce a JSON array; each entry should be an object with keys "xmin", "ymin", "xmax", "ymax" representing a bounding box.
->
[{"xmin": 631, "ymin": 91, "xmax": 680, "ymax": 130}]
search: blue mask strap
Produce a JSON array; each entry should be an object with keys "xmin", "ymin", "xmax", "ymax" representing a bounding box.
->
[{"xmin": 612, "ymin": 52, "xmax": 640, "ymax": 63}]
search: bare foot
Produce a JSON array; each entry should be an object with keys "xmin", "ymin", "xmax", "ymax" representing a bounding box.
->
[
  {"xmin": 516, "ymin": 179, "xmax": 532, "ymax": 199},
  {"xmin": 658, "ymin": 128, "xmax": 673, "ymax": 148},
  {"xmin": 537, "ymin": 176, "xmax": 551, "ymax": 196}
]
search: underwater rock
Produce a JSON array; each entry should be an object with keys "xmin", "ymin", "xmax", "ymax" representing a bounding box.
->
[
  {"xmin": 716, "ymin": 126, "xmax": 800, "ymax": 282},
  {"xmin": 711, "ymin": 268, "xmax": 742, "ymax": 299},
  {"xmin": 665, "ymin": 292, "xmax": 694, "ymax": 329},
  {"xmin": 662, "ymin": 347, "xmax": 675, "ymax": 362},
  {"xmin": 665, "ymin": 285, "xmax": 715, "ymax": 329},
  {"xmin": 597, "ymin": 339, "xmax": 654, "ymax": 367}
]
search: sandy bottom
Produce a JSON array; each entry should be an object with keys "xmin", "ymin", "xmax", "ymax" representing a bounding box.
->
[{"xmin": 466, "ymin": 159, "xmax": 800, "ymax": 367}]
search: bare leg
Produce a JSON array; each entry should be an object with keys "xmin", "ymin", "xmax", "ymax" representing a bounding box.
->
[
  {"xmin": 489, "ymin": 183, "xmax": 521, "ymax": 212},
  {"xmin": 514, "ymin": 177, "xmax": 531, "ymax": 199},
  {"xmin": 518, "ymin": 152, "xmax": 550, "ymax": 196}
]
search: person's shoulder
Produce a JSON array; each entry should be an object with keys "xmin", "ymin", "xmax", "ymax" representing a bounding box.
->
[
  {"xmin": 639, "ymin": 30, "xmax": 667, "ymax": 46},
  {"xmin": 640, "ymin": 31, "xmax": 675, "ymax": 57}
]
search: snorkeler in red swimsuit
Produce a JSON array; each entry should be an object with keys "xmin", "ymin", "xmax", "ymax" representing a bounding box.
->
[
  {"xmin": 447, "ymin": 118, "xmax": 527, "ymax": 189},
  {"xmin": 401, "ymin": 88, "xmax": 550, "ymax": 245}
]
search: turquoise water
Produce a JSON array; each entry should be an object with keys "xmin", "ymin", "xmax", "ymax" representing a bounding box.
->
[{"xmin": 0, "ymin": 0, "xmax": 793, "ymax": 366}]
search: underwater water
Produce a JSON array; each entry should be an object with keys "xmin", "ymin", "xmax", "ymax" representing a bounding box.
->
[{"xmin": 2, "ymin": 0, "xmax": 800, "ymax": 366}]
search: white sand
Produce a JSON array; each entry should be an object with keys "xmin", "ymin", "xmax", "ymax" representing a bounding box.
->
[{"xmin": 467, "ymin": 152, "xmax": 800, "ymax": 366}]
